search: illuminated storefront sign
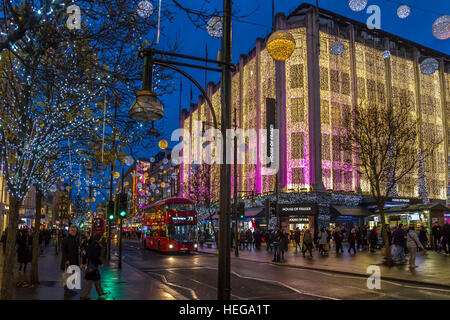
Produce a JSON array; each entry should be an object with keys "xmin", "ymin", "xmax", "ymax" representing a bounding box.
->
[{"xmin": 278, "ymin": 203, "xmax": 317, "ymax": 216}]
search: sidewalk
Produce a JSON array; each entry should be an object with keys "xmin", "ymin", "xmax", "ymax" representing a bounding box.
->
[
  {"xmin": 198, "ymin": 243, "xmax": 450, "ymax": 288},
  {"xmin": 0, "ymin": 243, "xmax": 187, "ymax": 300}
]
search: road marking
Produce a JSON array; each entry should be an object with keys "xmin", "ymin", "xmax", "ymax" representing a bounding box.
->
[
  {"xmin": 147, "ymin": 272, "xmax": 199, "ymax": 300},
  {"xmin": 230, "ymin": 270, "xmax": 340, "ymax": 300}
]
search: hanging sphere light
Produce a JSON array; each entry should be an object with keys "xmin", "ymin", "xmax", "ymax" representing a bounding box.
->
[
  {"xmin": 75, "ymin": 179, "xmax": 82, "ymax": 187},
  {"xmin": 330, "ymin": 41, "xmax": 345, "ymax": 56},
  {"xmin": 432, "ymin": 15, "xmax": 450, "ymax": 40},
  {"xmin": 137, "ymin": 0, "xmax": 154, "ymax": 18},
  {"xmin": 160, "ymin": 182, "xmax": 166, "ymax": 188},
  {"xmin": 155, "ymin": 189, "xmax": 160, "ymax": 194},
  {"xmin": 420, "ymin": 58, "xmax": 439, "ymax": 75},
  {"xmin": 150, "ymin": 177, "xmax": 156, "ymax": 183},
  {"xmin": 162, "ymin": 158, "xmax": 168, "ymax": 165},
  {"xmin": 113, "ymin": 171, "xmax": 120, "ymax": 179},
  {"xmin": 150, "ymin": 184, "xmax": 156, "ymax": 190},
  {"xmin": 397, "ymin": 5, "xmax": 410, "ymax": 19},
  {"xmin": 207, "ymin": 16, "xmax": 223, "ymax": 38},
  {"xmin": 266, "ymin": 30, "xmax": 296, "ymax": 61},
  {"xmin": 50, "ymin": 185, "xmax": 57, "ymax": 193},
  {"xmin": 158, "ymin": 138, "xmax": 168, "ymax": 150},
  {"xmin": 150, "ymin": 157, "xmax": 155, "ymax": 163},
  {"xmin": 137, "ymin": 182, "xmax": 143, "ymax": 189},
  {"xmin": 348, "ymin": 0, "xmax": 368, "ymax": 12},
  {"xmin": 125, "ymin": 155, "xmax": 134, "ymax": 166},
  {"xmin": 382, "ymin": 50, "xmax": 391, "ymax": 59}
]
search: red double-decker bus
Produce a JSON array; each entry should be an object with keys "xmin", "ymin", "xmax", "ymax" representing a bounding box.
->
[
  {"xmin": 141, "ymin": 198, "xmax": 198, "ymax": 253},
  {"xmin": 92, "ymin": 217, "xmax": 105, "ymax": 235}
]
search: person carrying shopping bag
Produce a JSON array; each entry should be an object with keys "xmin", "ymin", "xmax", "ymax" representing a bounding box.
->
[{"xmin": 406, "ymin": 225, "xmax": 426, "ymax": 269}]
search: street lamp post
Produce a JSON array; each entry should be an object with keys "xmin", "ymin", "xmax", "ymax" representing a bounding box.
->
[{"xmin": 132, "ymin": 42, "xmax": 235, "ymax": 299}]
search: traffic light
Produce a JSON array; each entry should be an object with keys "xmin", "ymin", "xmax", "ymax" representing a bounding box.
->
[
  {"xmin": 107, "ymin": 201, "xmax": 115, "ymax": 221},
  {"xmin": 238, "ymin": 202, "xmax": 245, "ymax": 220},
  {"xmin": 118, "ymin": 193, "xmax": 128, "ymax": 218}
]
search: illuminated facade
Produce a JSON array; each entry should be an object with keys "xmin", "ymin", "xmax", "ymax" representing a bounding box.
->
[{"xmin": 179, "ymin": 4, "xmax": 449, "ymax": 227}]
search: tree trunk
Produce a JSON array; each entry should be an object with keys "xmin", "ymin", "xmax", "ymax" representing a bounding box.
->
[
  {"xmin": 0, "ymin": 196, "xmax": 21, "ymax": 299},
  {"xmin": 31, "ymin": 190, "xmax": 42, "ymax": 285}
]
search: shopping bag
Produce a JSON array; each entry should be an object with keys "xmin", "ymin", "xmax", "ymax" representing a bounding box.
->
[{"xmin": 323, "ymin": 244, "xmax": 329, "ymax": 251}]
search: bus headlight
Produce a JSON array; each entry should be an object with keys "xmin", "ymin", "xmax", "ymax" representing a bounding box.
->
[
  {"xmin": 194, "ymin": 244, "xmax": 198, "ymax": 248},
  {"xmin": 169, "ymin": 244, "xmax": 173, "ymax": 249}
]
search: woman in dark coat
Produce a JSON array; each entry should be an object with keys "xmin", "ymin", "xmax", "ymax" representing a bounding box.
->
[
  {"xmin": 16, "ymin": 229, "xmax": 32, "ymax": 272},
  {"xmin": 80, "ymin": 233, "xmax": 106, "ymax": 300}
]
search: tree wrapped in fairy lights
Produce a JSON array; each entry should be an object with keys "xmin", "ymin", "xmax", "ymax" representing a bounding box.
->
[
  {"xmin": 340, "ymin": 92, "xmax": 441, "ymax": 265},
  {"xmin": 417, "ymin": 149, "xmax": 430, "ymax": 205}
]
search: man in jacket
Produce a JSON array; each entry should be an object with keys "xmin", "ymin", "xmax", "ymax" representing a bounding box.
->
[
  {"xmin": 272, "ymin": 226, "xmax": 282, "ymax": 262},
  {"xmin": 61, "ymin": 226, "xmax": 80, "ymax": 295},
  {"xmin": 334, "ymin": 227, "xmax": 343, "ymax": 254},
  {"xmin": 302, "ymin": 229, "xmax": 313, "ymax": 257},
  {"xmin": 431, "ymin": 222, "xmax": 441, "ymax": 251},
  {"xmin": 406, "ymin": 225, "xmax": 426, "ymax": 268},
  {"xmin": 392, "ymin": 224, "xmax": 407, "ymax": 264}
]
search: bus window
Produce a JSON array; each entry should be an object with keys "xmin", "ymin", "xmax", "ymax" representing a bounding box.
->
[
  {"xmin": 161, "ymin": 225, "xmax": 167, "ymax": 237},
  {"xmin": 168, "ymin": 224, "xmax": 196, "ymax": 242},
  {"xmin": 168, "ymin": 203, "xmax": 194, "ymax": 212}
]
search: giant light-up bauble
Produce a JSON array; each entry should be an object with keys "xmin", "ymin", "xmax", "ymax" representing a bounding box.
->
[
  {"xmin": 158, "ymin": 138, "xmax": 168, "ymax": 150},
  {"xmin": 207, "ymin": 16, "xmax": 223, "ymax": 38},
  {"xmin": 330, "ymin": 41, "xmax": 345, "ymax": 56},
  {"xmin": 397, "ymin": 5, "xmax": 410, "ymax": 19},
  {"xmin": 420, "ymin": 58, "xmax": 439, "ymax": 75},
  {"xmin": 432, "ymin": 15, "xmax": 450, "ymax": 40},
  {"xmin": 349, "ymin": 0, "xmax": 368, "ymax": 12},
  {"xmin": 137, "ymin": 0, "xmax": 153, "ymax": 18},
  {"xmin": 267, "ymin": 30, "xmax": 296, "ymax": 61}
]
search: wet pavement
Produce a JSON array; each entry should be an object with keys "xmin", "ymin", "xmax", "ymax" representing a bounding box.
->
[
  {"xmin": 196, "ymin": 242, "xmax": 450, "ymax": 288},
  {"xmin": 2, "ymin": 240, "xmax": 450, "ymax": 300}
]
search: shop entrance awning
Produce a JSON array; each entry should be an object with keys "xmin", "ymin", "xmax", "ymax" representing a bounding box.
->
[
  {"xmin": 332, "ymin": 205, "xmax": 370, "ymax": 217},
  {"xmin": 208, "ymin": 207, "xmax": 264, "ymax": 220}
]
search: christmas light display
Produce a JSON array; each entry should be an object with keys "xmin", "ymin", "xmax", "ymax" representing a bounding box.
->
[
  {"xmin": 418, "ymin": 149, "xmax": 430, "ymax": 204},
  {"xmin": 207, "ymin": 16, "xmax": 223, "ymax": 39},
  {"xmin": 420, "ymin": 58, "xmax": 439, "ymax": 75},
  {"xmin": 267, "ymin": 31, "xmax": 296, "ymax": 61},
  {"xmin": 348, "ymin": 0, "xmax": 368, "ymax": 12},
  {"xmin": 432, "ymin": 15, "xmax": 450, "ymax": 40},
  {"xmin": 137, "ymin": 0, "xmax": 154, "ymax": 18},
  {"xmin": 397, "ymin": 5, "xmax": 411, "ymax": 19},
  {"xmin": 385, "ymin": 141, "xmax": 399, "ymax": 197}
]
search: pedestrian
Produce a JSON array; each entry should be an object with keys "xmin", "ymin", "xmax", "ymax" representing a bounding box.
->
[
  {"xmin": 61, "ymin": 226, "xmax": 80, "ymax": 296},
  {"xmin": 272, "ymin": 226, "xmax": 282, "ymax": 262},
  {"xmin": 369, "ymin": 227, "xmax": 378, "ymax": 252},
  {"xmin": 441, "ymin": 222, "xmax": 450, "ymax": 255},
  {"xmin": 406, "ymin": 225, "xmax": 426, "ymax": 268},
  {"xmin": 280, "ymin": 228, "xmax": 289, "ymax": 262},
  {"xmin": 431, "ymin": 222, "xmax": 441, "ymax": 251},
  {"xmin": 418, "ymin": 226, "xmax": 428, "ymax": 251},
  {"xmin": 355, "ymin": 226, "xmax": 362, "ymax": 251},
  {"xmin": 294, "ymin": 227, "xmax": 301, "ymax": 254},
  {"xmin": 302, "ymin": 229, "xmax": 313, "ymax": 257},
  {"xmin": 39, "ymin": 228, "xmax": 45, "ymax": 254},
  {"xmin": 80, "ymin": 233, "xmax": 107, "ymax": 300},
  {"xmin": 245, "ymin": 229, "xmax": 253, "ymax": 250},
  {"xmin": 199, "ymin": 231, "xmax": 205, "ymax": 248},
  {"xmin": 392, "ymin": 223, "xmax": 407, "ymax": 264},
  {"xmin": 16, "ymin": 229, "xmax": 32, "ymax": 273},
  {"xmin": 348, "ymin": 229, "xmax": 357, "ymax": 255},
  {"xmin": 239, "ymin": 230, "xmax": 246, "ymax": 249},
  {"xmin": 318, "ymin": 228, "xmax": 328, "ymax": 256},
  {"xmin": 334, "ymin": 227, "xmax": 344, "ymax": 254}
]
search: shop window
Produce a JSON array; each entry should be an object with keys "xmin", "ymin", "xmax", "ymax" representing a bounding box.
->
[
  {"xmin": 332, "ymin": 135, "xmax": 341, "ymax": 162},
  {"xmin": 322, "ymin": 134, "xmax": 330, "ymax": 160},
  {"xmin": 290, "ymin": 64, "xmax": 304, "ymax": 89},
  {"xmin": 341, "ymin": 72, "xmax": 350, "ymax": 96},
  {"xmin": 333, "ymin": 169, "xmax": 342, "ymax": 190},
  {"xmin": 357, "ymin": 77, "xmax": 365, "ymax": 100},
  {"xmin": 291, "ymin": 132, "xmax": 305, "ymax": 160},
  {"xmin": 290, "ymin": 98, "xmax": 305, "ymax": 123},
  {"xmin": 320, "ymin": 67, "xmax": 329, "ymax": 91},
  {"xmin": 321, "ymin": 100, "xmax": 330, "ymax": 124},
  {"xmin": 330, "ymin": 69, "xmax": 339, "ymax": 93},
  {"xmin": 292, "ymin": 167, "xmax": 305, "ymax": 185},
  {"xmin": 331, "ymin": 102, "xmax": 341, "ymax": 127}
]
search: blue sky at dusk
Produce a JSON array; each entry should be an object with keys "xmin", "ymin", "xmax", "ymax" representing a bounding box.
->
[{"xmin": 138, "ymin": 0, "xmax": 449, "ymax": 159}]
